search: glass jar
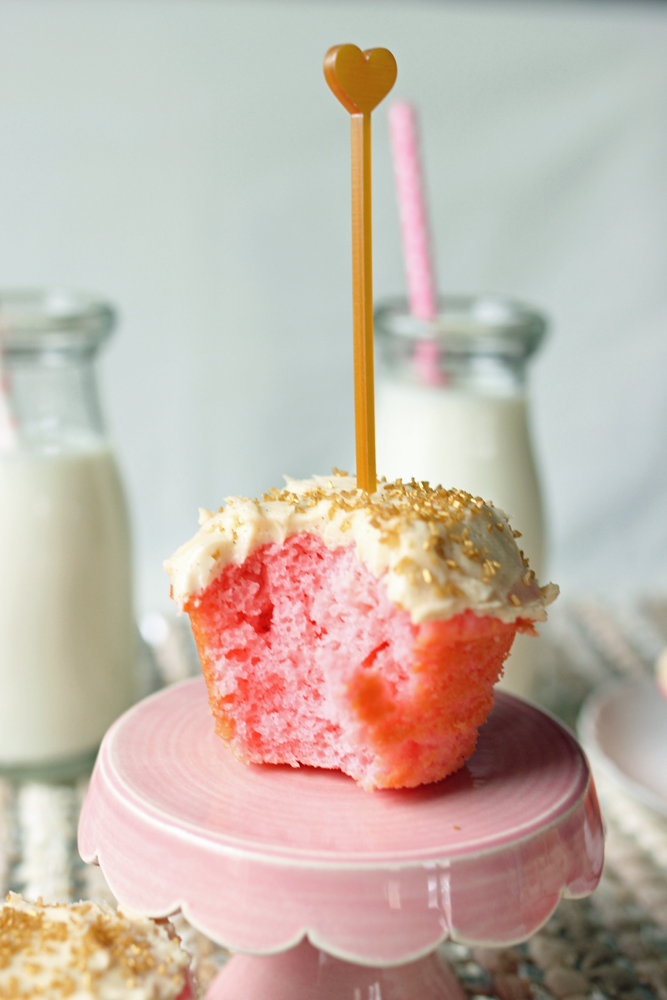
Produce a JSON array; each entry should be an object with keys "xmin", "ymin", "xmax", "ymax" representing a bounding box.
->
[
  {"xmin": 0, "ymin": 290, "xmax": 136, "ymax": 778},
  {"xmin": 374, "ymin": 295, "xmax": 547, "ymax": 696}
]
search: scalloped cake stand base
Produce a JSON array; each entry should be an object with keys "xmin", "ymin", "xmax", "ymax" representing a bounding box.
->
[
  {"xmin": 79, "ymin": 678, "xmax": 603, "ymax": 1000},
  {"xmin": 207, "ymin": 938, "xmax": 466, "ymax": 999}
]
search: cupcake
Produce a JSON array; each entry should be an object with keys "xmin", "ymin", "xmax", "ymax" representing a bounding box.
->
[
  {"xmin": 0, "ymin": 892, "xmax": 194, "ymax": 999},
  {"xmin": 165, "ymin": 474, "xmax": 557, "ymax": 790}
]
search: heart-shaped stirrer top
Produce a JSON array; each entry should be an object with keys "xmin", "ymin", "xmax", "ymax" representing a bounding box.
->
[
  {"xmin": 324, "ymin": 45, "xmax": 397, "ymax": 116},
  {"xmin": 324, "ymin": 43, "xmax": 397, "ymax": 495}
]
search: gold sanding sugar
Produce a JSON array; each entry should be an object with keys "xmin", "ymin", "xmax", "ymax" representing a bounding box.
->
[
  {"xmin": 254, "ymin": 475, "xmax": 518, "ymax": 573},
  {"xmin": 0, "ymin": 894, "xmax": 189, "ymax": 1000}
]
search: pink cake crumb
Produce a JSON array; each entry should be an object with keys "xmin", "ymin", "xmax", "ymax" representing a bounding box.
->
[{"xmin": 186, "ymin": 532, "xmax": 531, "ymax": 790}]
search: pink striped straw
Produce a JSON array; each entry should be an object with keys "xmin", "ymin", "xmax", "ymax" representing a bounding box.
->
[
  {"xmin": 387, "ymin": 100, "xmax": 442, "ymax": 385},
  {"xmin": 387, "ymin": 100, "xmax": 438, "ymax": 321}
]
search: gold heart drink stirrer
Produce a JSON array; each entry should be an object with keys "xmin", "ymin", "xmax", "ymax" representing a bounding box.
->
[{"xmin": 324, "ymin": 44, "xmax": 397, "ymax": 495}]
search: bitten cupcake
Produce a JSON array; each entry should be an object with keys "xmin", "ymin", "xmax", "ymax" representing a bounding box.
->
[
  {"xmin": 166, "ymin": 473, "xmax": 557, "ymax": 791},
  {"xmin": 0, "ymin": 893, "xmax": 194, "ymax": 999}
]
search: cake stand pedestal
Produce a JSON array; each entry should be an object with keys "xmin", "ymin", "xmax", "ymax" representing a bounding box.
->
[{"xmin": 79, "ymin": 678, "xmax": 603, "ymax": 1000}]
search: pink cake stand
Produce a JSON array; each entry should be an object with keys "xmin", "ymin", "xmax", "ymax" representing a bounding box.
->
[{"xmin": 79, "ymin": 678, "xmax": 603, "ymax": 1000}]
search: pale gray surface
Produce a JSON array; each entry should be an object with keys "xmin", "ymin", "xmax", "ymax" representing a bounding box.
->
[{"xmin": 0, "ymin": 0, "xmax": 665, "ymax": 610}]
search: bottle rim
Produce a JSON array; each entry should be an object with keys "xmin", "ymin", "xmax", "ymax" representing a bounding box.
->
[
  {"xmin": 0, "ymin": 289, "xmax": 116, "ymax": 353},
  {"xmin": 374, "ymin": 294, "xmax": 547, "ymax": 359}
]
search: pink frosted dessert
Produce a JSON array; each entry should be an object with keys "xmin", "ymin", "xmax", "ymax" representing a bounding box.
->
[{"xmin": 165, "ymin": 474, "xmax": 557, "ymax": 790}]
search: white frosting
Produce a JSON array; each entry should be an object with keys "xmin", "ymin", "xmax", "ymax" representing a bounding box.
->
[
  {"xmin": 0, "ymin": 892, "xmax": 190, "ymax": 1000},
  {"xmin": 165, "ymin": 474, "xmax": 558, "ymax": 625}
]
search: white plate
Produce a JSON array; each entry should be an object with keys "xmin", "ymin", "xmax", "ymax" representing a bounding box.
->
[{"xmin": 578, "ymin": 679, "xmax": 667, "ymax": 819}]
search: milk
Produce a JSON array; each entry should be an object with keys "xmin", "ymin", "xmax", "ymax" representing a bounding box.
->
[
  {"xmin": 376, "ymin": 383, "xmax": 544, "ymax": 571},
  {"xmin": 0, "ymin": 445, "xmax": 136, "ymax": 766},
  {"xmin": 376, "ymin": 381, "xmax": 546, "ymax": 695}
]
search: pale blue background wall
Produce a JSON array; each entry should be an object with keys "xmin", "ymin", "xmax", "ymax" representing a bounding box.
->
[{"xmin": 0, "ymin": 0, "xmax": 666, "ymax": 610}]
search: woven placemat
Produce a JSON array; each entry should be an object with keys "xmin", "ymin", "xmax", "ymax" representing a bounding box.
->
[{"xmin": 1, "ymin": 603, "xmax": 666, "ymax": 998}]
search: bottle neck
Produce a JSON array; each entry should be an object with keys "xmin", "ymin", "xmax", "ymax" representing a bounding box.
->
[
  {"xmin": 2, "ymin": 349, "xmax": 106, "ymax": 454},
  {"xmin": 380, "ymin": 346, "xmax": 529, "ymax": 396},
  {"xmin": 374, "ymin": 296, "xmax": 546, "ymax": 397}
]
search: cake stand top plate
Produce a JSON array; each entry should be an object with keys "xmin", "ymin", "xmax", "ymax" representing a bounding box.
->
[{"xmin": 79, "ymin": 678, "xmax": 603, "ymax": 964}]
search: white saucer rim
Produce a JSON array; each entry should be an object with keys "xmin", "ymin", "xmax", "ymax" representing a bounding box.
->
[{"xmin": 577, "ymin": 678, "xmax": 667, "ymax": 820}]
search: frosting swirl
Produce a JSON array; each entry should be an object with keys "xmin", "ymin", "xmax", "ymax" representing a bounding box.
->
[{"xmin": 165, "ymin": 474, "xmax": 558, "ymax": 625}]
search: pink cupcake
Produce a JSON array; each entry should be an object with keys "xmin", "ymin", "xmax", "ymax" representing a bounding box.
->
[{"xmin": 166, "ymin": 474, "xmax": 557, "ymax": 790}]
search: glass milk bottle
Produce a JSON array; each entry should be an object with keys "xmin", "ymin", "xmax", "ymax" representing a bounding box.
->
[
  {"xmin": 0, "ymin": 290, "xmax": 136, "ymax": 777},
  {"xmin": 374, "ymin": 295, "xmax": 547, "ymax": 697}
]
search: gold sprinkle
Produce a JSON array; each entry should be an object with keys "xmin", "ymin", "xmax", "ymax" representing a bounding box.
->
[
  {"xmin": 523, "ymin": 571, "xmax": 534, "ymax": 586},
  {"xmin": 331, "ymin": 467, "xmax": 349, "ymax": 477},
  {"xmin": 512, "ymin": 529, "xmax": 522, "ymax": 538},
  {"xmin": 482, "ymin": 559, "xmax": 498, "ymax": 579},
  {"xmin": 208, "ymin": 477, "xmax": 540, "ymax": 615},
  {"xmin": 510, "ymin": 594, "xmax": 522, "ymax": 606},
  {"xmin": 434, "ymin": 581, "xmax": 465, "ymax": 599}
]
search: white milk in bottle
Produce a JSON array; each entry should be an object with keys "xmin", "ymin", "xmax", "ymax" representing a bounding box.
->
[
  {"xmin": 375, "ymin": 296, "xmax": 548, "ymax": 696},
  {"xmin": 0, "ymin": 291, "xmax": 135, "ymax": 775}
]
